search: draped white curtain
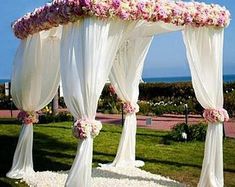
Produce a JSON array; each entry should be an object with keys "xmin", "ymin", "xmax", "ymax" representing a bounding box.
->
[
  {"xmin": 103, "ymin": 37, "xmax": 152, "ymax": 167},
  {"xmin": 60, "ymin": 18, "xmax": 133, "ymax": 187},
  {"xmin": 7, "ymin": 29, "xmax": 61, "ymax": 179},
  {"xmin": 183, "ymin": 26, "xmax": 224, "ymax": 187},
  {"xmin": 101, "ymin": 21, "xmax": 182, "ymax": 168}
]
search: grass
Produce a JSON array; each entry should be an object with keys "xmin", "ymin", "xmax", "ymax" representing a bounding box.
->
[{"xmin": 0, "ymin": 120, "xmax": 235, "ymax": 187}]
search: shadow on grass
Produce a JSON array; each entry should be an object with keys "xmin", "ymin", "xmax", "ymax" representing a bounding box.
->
[
  {"xmin": 100, "ymin": 129, "xmax": 122, "ymax": 135},
  {"xmin": 93, "ymin": 150, "xmax": 202, "ymax": 170},
  {"xmin": 36, "ymin": 125, "xmax": 71, "ymax": 130},
  {"xmin": 0, "ymin": 131, "xmax": 77, "ymax": 178},
  {"xmin": 136, "ymin": 132, "xmax": 167, "ymax": 138},
  {"xmin": 33, "ymin": 132, "xmax": 76, "ymax": 171},
  {"xmin": 0, "ymin": 180, "xmax": 12, "ymax": 187},
  {"xmin": 137, "ymin": 156, "xmax": 202, "ymax": 169},
  {"xmin": 0, "ymin": 135, "xmax": 18, "ymax": 177},
  {"xmin": 0, "ymin": 118, "xmax": 19, "ymax": 124},
  {"xmin": 93, "ymin": 150, "xmax": 115, "ymax": 158}
]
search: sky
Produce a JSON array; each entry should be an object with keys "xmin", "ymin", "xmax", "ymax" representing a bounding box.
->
[{"xmin": 0, "ymin": 0, "xmax": 234, "ymax": 79}]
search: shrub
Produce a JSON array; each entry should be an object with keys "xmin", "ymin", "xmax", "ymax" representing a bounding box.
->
[
  {"xmin": 38, "ymin": 112, "xmax": 73, "ymax": 124},
  {"xmin": 54, "ymin": 112, "xmax": 73, "ymax": 122},
  {"xmin": 38, "ymin": 114, "xmax": 54, "ymax": 124},
  {"xmin": 224, "ymin": 91, "xmax": 235, "ymax": 116},
  {"xmin": 168, "ymin": 122, "xmax": 207, "ymax": 142},
  {"xmin": 138, "ymin": 101, "xmax": 152, "ymax": 115}
]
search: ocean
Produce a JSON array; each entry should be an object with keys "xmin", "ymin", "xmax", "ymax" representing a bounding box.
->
[
  {"xmin": 143, "ymin": 74, "xmax": 235, "ymax": 83},
  {"xmin": 1, "ymin": 74, "xmax": 235, "ymax": 84}
]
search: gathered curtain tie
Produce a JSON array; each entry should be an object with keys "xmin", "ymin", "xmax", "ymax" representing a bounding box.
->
[
  {"xmin": 72, "ymin": 119, "xmax": 102, "ymax": 139},
  {"xmin": 203, "ymin": 108, "xmax": 229, "ymax": 123},
  {"xmin": 123, "ymin": 102, "xmax": 139, "ymax": 114},
  {"xmin": 17, "ymin": 110, "xmax": 39, "ymax": 125}
]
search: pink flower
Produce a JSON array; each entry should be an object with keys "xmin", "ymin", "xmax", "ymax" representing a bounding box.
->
[
  {"xmin": 17, "ymin": 110, "xmax": 39, "ymax": 125},
  {"xmin": 72, "ymin": 119, "xmax": 102, "ymax": 139},
  {"xmin": 137, "ymin": 2, "xmax": 145, "ymax": 12},
  {"xmin": 203, "ymin": 108, "xmax": 229, "ymax": 124},
  {"xmin": 79, "ymin": 0, "xmax": 90, "ymax": 7},
  {"xmin": 123, "ymin": 102, "xmax": 139, "ymax": 114},
  {"xmin": 112, "ymin": 0, "xmax": 120, "ymax": 9},
  {"xmin": 120, "ymin": 11, "xmax": 129, "ymax": 20},
  {"xmin": 12, "ymin": 0, "xmax": 231, "ymax": 39}
]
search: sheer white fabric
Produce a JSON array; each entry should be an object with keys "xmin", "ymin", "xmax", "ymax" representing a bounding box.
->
[
  {"xmin": 101, "ymin": 21, "xmax": 182, "ymax": 168},
  {"xmin": 130, "ymin": 21, "xmax": 183, "ymax": 39},
  {"xmin": 183, "ymin": 26, "xmax": 224, "ymax": 187},
  {"xmin": 7, "ymin": 29, "xmax": 61, "ymax": 179},
  {"xmin": 102, "ymin": 37, "xmax": 152, "ymax": 168},
  {"xmin": 60, "ymin": 18, "xmax": 132, "ymax": 187}
]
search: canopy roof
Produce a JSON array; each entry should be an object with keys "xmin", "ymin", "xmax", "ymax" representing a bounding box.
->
[{"xmin": 13, "ymin": 0, "xmax": 230, "ymax": 39}]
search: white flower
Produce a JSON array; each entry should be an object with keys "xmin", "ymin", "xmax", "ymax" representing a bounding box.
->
[
  {"xmin": 182, "ymin": 132, "xmax": 187, "ymax": 140},
  {"xmin": 217, "ymin": 113, "xmax": 224, "ymax": 123}
]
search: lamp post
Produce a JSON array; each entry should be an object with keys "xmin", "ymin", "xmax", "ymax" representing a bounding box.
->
[
  {"xmin": 121, "ymin": 103, "xmax": 124, "ymax": 127},
  {"xmin": 184, "ymin": 104, "xmax": 188, "ymax": 125},
  {"xmin": 10, "ymin": 98, "xmax": 13, "ymax": 118}
]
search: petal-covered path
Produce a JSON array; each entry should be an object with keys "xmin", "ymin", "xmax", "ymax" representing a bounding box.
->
[{"xmin": 0, "ymin": 110, "xmax": 234, "ymax": 138}]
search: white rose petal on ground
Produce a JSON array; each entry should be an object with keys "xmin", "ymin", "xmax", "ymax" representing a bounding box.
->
[{"xmin": 22, "ymin": 167, "xmax": 184, "ymax": 187}]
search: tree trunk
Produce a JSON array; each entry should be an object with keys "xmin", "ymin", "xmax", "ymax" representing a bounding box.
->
[{"xmin": 52, "ymin": 90, "xmax": 59, "ymax": 116}]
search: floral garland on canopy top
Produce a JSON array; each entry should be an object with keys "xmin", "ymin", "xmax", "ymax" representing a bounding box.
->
[{"xmin": 12, "ymin": 0, "xmax": 230, "ymax": 39}]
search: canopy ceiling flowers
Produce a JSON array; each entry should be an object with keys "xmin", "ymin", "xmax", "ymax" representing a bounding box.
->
[
  {"xmin": 13, "ymin": 0, "xmax": 230, "ymax": 39},
  {"xmin": 8, "ymin": 0, "xmax": 231, "ymax": 187}
]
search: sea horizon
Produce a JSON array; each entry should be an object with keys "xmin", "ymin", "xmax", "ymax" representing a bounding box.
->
[
  {"xmin": 1, "ymin": 74, "xmax": 235, "ymax": 84},
  {"xmin": 143, "ymin": 74, "xmax": 235, "ymax": 83}
]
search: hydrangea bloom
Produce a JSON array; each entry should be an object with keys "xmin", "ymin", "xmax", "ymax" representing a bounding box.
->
[
  {"xmin": 17, "ymin": 110, "xmax": 39, "ymax": 125},
  {"xmin": 123, "ymin": 102, "xmax": 139, "ymax": 114},
  {"xmin": 72, "ymin": 119, "xmax": 102, "ymax": 139},
  {"xmin": 203, "ymin": 108, "xmax": 229, "ymax": 123}
]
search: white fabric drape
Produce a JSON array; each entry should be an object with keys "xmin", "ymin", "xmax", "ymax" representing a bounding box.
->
[
  {"xmin": 101, "ymin": 21, "xmax": 182, "ymax": 168},
  {"xmin": 7, "ymin": 29, "xmax": 61, "ymax": 179},
  {"xmin": 183, "ymin": 26, "xmax": 224, "ymax": 187},
  {"xmin": 104, "ymin": 37, "xmax": 152, "ymax": 167},
  {"xmin": 130, "ymin": 21, "xmax": 183, "ymax": 39},
  {"xmin": 60, "ymin": 18, "xmax": 132, "ymax": 187}
]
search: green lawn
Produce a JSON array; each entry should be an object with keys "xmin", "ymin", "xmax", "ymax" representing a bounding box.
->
[{"xmin": 0, "ymin": 120, "xmax": 235, "ymax": 187}]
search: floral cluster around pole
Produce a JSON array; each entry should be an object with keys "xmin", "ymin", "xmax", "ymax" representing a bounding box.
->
[
  {"xmin": 72, "ymin": 119, "xmax": 102, "ymax": 139},
  {"xmin": 123, "ymin": 102, "xmax": 139, "ymax": 114},
  {"xmin": 203, "ymin": 108, "xmax": 229, "ymax": 124},
  {"xmin": 17, "ymin": 110, "xmax": 39, "ymax": 125},
  {"xmin": 12, "ymin": 0, "xmax": 230, "ymax": 39}
]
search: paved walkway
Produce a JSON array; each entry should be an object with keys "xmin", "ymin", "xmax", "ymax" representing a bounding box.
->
[
  {"xmin": 1, "ymin": 110, "xmax": 234, "ymax": 138},
  {"xmin": 96, "ymin": 113, "xmax": 235, "ymax": 138}
]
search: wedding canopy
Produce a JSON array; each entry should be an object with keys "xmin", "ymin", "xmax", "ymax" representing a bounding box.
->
[{"xmin": 7, "ymin": 0, "xmax": 230, "ymax": 186}]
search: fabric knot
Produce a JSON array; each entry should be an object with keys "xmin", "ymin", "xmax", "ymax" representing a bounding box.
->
[
  {"xmin": 72, "ymin": 119, "xmax": 102, "ymax": 139},
  {"xmin": 123, "ymin": 102, "xmax": 139, "ymax": 114},
  {"xmin": 203, "ymin": 108, "xmax": 229, "ymax": 124},
  {"xmin": 17, "ymin": 110, "xmax": 39, "ymax": 125}
]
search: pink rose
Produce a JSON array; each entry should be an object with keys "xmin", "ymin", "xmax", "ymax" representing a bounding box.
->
[{"xmin": 112, "ymin": 0, "xmax": 120, "ymax": 9}]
